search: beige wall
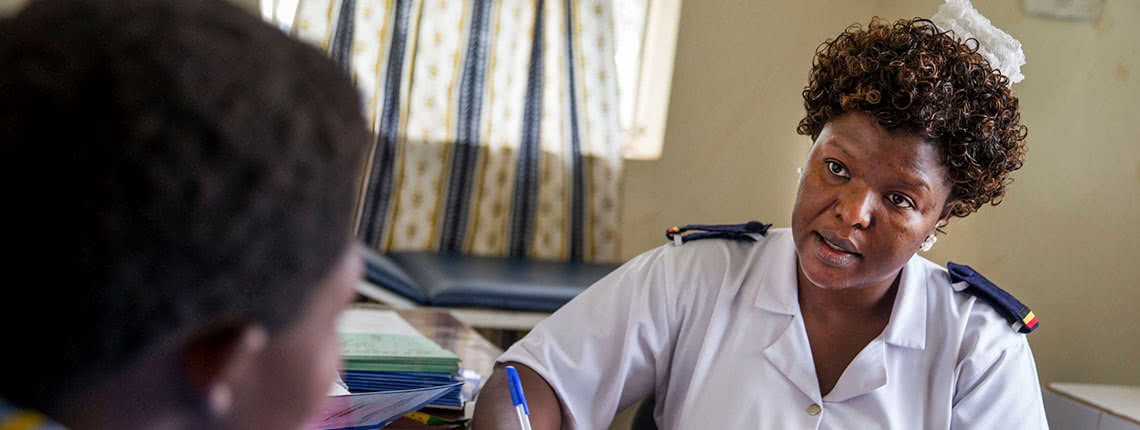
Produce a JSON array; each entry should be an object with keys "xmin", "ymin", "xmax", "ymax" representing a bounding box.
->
[
  {"xmin": 621, "ymin": 0, "xmax": 1140, "ymax": 387},
  {"xmin": 0, "ymin": 0, "xmax": 27, "ymax": 16}
]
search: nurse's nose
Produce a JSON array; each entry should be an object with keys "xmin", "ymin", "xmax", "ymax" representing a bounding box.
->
[{"xmin": 835, "ymin": 187, "xmax": 875, "ymax": 230}]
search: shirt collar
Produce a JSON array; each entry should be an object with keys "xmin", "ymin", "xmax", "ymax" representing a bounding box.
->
[
  {"xmin": 880, "ymin": 255, "xmax": 928, "ymax": 350},
  {"xmin": 750, "ymin": 229, "xmax": 800, "ymax": 315},
  {"xmin": 751, "ymin": 230, "xmax": 928, "ymax": 350}
]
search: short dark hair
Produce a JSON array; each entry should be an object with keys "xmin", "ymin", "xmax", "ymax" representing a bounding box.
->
[
  {"xmin": 798, "ymin": 17, "xmax": 1028, "ymax": 219},
  {"xmin": 0, "ymin": 0, "xmax": 367, "ymax": 409}
]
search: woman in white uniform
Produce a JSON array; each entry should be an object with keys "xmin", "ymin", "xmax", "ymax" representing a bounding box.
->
[{"xmin": 473, "ymin": 6, "xmax": 1048, "ymax": 430}]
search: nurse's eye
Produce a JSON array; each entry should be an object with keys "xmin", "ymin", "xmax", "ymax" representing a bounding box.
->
[
  {"xmin": 824, "ymin": 160, "xmax": 849, "ymax": 178},
  {"xmin": 886, "ymin": 192, "xmax": 915, "ymax": 208}
]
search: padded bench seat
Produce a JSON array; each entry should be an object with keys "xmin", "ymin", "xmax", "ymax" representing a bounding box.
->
[{"xmin": 362, "ymin": 248, "xmax": 621, "ymax": 313}]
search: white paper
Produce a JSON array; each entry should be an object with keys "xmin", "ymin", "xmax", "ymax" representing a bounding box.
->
[
  {"xmin": 305, "ymin": 383, "xmax": 462, "ymax": 430},
  {"xmin": 328, "ymin": 374, "xmax": 351, "ymax": 396}
]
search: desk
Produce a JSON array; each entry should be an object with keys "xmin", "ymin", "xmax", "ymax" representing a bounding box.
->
[
  {"xmin": 391, "ymin": 307, "xmax": 503, "ymax": 379},
  {"xmin": 1045, "ymin": 382, "xmax": 1140, "ymax": 430},
  {"xmin": 350, "ymin": 304, "xmax": 503, "ymax": 429}
]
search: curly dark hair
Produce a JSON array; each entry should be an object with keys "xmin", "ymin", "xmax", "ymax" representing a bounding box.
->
[
  {"xmin": 798, "ymin": 17, "xmax": 1027, "ymax": 219},
  {"xmin": 0, "ymin": 0, "xmax": 366, "ymax": 410}
]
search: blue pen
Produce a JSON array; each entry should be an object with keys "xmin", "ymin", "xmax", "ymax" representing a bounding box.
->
[{"xmin": 505, "ymin": 366, "xmax": 533, "ymax": 430}]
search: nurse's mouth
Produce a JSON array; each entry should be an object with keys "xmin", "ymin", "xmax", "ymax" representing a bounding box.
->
[{"xmin": 814, "ymin": 231, "xmax": 861, "ymax": 264}]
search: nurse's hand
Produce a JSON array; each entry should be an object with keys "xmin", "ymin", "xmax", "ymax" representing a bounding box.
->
[{"xmin": 471, "ymin": 362, "xmax": 563, "ymax": 430}]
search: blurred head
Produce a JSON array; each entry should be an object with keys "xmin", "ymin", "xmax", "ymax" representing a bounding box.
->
[
  {"xmin": 792, "ymin": 18, "xmax": 1027, "ymax": 290},
  {"xmin": 0, "ymin": 0, "xmax": 367, "ymax": 428}
]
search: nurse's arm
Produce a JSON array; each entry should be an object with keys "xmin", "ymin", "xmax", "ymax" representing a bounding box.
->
[
  {"xmin": 471, "ymin": 362, "xmax": 562, "ymax": 430},
  {"xmin": 950, "ymin": 337, "xmax": 1048, "ymax": 428}
]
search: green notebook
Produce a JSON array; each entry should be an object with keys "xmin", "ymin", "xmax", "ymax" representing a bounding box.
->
[{"xmin": 340, "ymin": 333, "xmax": 460, "ymax": 373}]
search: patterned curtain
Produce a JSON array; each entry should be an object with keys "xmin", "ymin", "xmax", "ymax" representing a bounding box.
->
[{"xmin": 290, "ymin": 0, "xmax": 622, "ymax": 263}]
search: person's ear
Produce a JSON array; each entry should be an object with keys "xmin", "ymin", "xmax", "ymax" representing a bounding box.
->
[
  {"xmin": 937, "ymin": 200, "xmax": 961, "ymax": 232},
  {"xmin": 181, "ymin": 322, "xmax": 269, "ymax": 419}
]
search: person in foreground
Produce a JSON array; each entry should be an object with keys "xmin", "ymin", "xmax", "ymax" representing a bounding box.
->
[
  {"xmin": 0, "ymin": 0, "xmax": 368, "ymax": 428},
  {"xmin": 473, "ymin": 7, "xmax": 1048, "ymax": 430}
]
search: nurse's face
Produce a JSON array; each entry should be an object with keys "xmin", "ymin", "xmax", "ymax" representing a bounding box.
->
[{"xmin": 792, "ymin": 112, "xmax": 954, "ymax": 291}]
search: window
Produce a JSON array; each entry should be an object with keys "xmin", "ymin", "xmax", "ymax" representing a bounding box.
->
[
  {"xmin": 259, "ymin": 0, "xmax": 683, "ymax": 160},
  {"xmin": 260, "ymin": 0, "xmax": 299, "ymax": 33},
  {"xmin": 612, "ymin": 0, "xmax": 682, "ymax": 160}
]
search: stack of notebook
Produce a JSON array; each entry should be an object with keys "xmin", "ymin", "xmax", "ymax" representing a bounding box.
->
[
  {"xmin": 340, "ymin": 371, "xmax": 462, "ymax": 408},
  {"xmin": 337, "ymin": 309, "xmax": 464, "ymax": 409}
]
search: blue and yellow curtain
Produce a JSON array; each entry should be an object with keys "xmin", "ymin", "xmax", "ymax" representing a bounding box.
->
[{"xmin": 291, "ymin": 0, "xmax": 623, "ymax": 262}]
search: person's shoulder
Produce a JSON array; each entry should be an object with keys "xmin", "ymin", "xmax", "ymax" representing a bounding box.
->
[
  {"xmin": 647, "ymin": 222, "xmax": 794, "ymax": 316},
  {"xmin": 658, "ymin": 222, "xmax": 786, "ymax": 268},
  {"xmin": 915, "ymin": 257, "xmax": 1038, "ymax": 357},
  {"xmin": 633, "ymin": 221, "xmax": 789, "ymax": 293},
  {"xmin": 0, "ymin": 399, "xmax": 67, "ymax": 430}
]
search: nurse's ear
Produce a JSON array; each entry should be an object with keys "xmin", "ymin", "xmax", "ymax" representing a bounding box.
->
[{"xmin": 936, "ymin": 200, "xmax": 962, "ymax": 234}]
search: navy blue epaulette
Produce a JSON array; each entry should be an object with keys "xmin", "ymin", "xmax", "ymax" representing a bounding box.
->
[
  {"xmin": 947, "ymin": 262, "xmax": 1038, "ymax": 334},
  {"xmin": 664, "ymin": 221, "xmax": 772, "ymax": 246}
]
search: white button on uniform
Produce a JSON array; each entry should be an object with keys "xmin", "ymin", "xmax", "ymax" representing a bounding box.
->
[{"xmin": 807, "ymin": 403, "xmax": 822, "ymax": 416}]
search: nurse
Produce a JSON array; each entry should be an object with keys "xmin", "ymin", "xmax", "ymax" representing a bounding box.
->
[{"xmin": 473, "ymin": 5, "xmax": 1047, "ymax": 430}]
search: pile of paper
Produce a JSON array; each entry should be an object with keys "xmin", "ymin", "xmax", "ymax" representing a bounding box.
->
[
  {"xmin": 341, "ymin": 371, "xmax": 462, "ymax": 408},
  {"xmin": 336, "ymin": 309, "xmax": 465, "ymax": 409},
  {"xmin": 340, "ymin": 333, "xmax": 459, "ymax": 373}
]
